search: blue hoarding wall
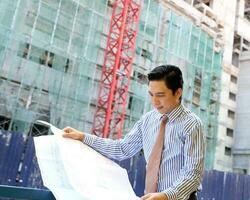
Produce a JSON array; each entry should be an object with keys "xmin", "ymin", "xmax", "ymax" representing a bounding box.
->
[{"xmin": 1, "ymin": 130, "xmax": 250, "ymax": 199}]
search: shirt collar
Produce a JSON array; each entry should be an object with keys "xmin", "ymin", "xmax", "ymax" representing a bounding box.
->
[{"xmin": 159, "ymin": 104, "xmax": 184, "ymax": 123}]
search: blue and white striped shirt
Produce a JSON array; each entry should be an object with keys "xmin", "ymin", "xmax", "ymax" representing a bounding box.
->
[{"xmin": 84, "ymin": 104, "xmax": 205, "ymax": 200}]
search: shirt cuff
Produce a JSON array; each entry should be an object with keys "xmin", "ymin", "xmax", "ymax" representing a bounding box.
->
[
  {"xmin": 83, "ymin": 133, "xmax": 97, "ymax": 146},
  {"xmin": 163, "ymin": 188, "xmax": 177, "ymax": 200}
]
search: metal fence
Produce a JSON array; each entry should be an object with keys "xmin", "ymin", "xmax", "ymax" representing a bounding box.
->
[{"xmin": 1, "ymin": 131, "xmax": 250, "ymax": 199}]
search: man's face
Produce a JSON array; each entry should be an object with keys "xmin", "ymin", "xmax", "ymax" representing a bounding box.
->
[{"xmin": 148, "ymin": 80, "xmax": 182, "ymax": 114}]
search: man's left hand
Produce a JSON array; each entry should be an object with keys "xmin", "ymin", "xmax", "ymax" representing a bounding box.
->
[{"xmin": 140, "ymin": 192, "xmax": 168, "ymax": 200}]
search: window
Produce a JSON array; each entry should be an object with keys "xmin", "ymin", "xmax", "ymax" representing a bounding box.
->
[
  {"xmin": 0, "ymin": 115, "xmax": 11, "ymax": 130},
  {"xmin": 29, "ymin": 45, "xmax": 45, "ymax": 64},
  {"xmin": 235, "ymin": 168, "xmax": 248, "ymax": 174},
  {"xmin": 17, "ymin": 42, "xmax": 70, "ymax": 72},
  {"xmin": 137, "ymin": 72, "xmax": 147, "ymax": 84},
  {"xmin": 47, "ymin": 52, "xmax": 54, "ymax": 67},
  {"xmin": 23, "ymin": 43, "xmax": 30, "ymax": 58},
  {"xmin": 244, "ymin": 0, "xmax": 250, "ymax": 21},
  {"xmin": 192, "ymin": 70, "xmax": 202, "ymax": 105},
  {"xmin": 128, "ymin": 96, "xmax": 133, "ymax": 110},
  {"xmin": 107, "ymin": 0, "xmax": 115, "ymax": 7},
  {"xmin": 64, "ymin": 59, "xmax": 70, "ymax": 73},
  {"xmin": 226, "ymin": 128, "xmax": 234, "ymax": 137},
  {"xmin": 192, "ymin": 92, "xmax": 200, "ymax": 106},
  {"xmin": 230, "ymin": 75, "xmax": 238, "ymax": 84},
  {"xmin": 228, "ymin": 110, "xmax": 235, "ymax": 119},
  {"xmin": 229, "ymin": 92, "xmax": 236, "ymax": 101},
  {"xmin": 127, "ymin": 96, "xmax": 144, "ymax": 115},
  {"xmin": 232, "ymin": 52, "xmax": 239, "ymax": 67},
  {"xmin": 225, "ymin": 147, "xmax": 232, "ymax": 156},
  {"xmin": 39, "ymin": 51, "xmax": 54, "ymax": 68},
  {"xmin": 141, "ymin": 48, "xmax": 152, "ymax": 60},
  {"xmin": 17, "ymin": 42, "xmax": 30, "ymax": 59},
  {"xmin": 133, "ymin": 71, "xmax": 147, "ymax": 84}
]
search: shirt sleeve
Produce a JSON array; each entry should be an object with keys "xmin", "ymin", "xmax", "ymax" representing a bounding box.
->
[
  {"xmin": 83, "ymin": 118, "xmax": 143, "ymax": 161},
  {"xmin": 163, "ymin": 121, "xmax": 205, "ymax": 200}
]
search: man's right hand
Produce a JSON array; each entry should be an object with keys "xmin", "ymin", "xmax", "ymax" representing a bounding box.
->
[{"xmin": 63, "ymin": 127, "xmax": 85, "ymax": 142}]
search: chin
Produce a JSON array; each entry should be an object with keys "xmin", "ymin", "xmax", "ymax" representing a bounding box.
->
[{"xmin": 157, "ymin": 109, "xmax": 165, "ymax": 114}]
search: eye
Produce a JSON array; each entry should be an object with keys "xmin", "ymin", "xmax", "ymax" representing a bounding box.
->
[
  {"xmin": 156, "ymin": 94, "xmax": 165, "ymax": 97},
  {"xmin": 148, "ymin": 91, "xmax": 153, "ymax": 96}
]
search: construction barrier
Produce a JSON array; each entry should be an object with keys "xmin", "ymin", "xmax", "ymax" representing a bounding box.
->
[{"xmin": 1, "ymin": 131, "xmax": 250, "ymax": 200}]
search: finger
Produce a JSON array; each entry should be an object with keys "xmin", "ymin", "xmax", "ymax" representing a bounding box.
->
[
  {"xmin": 63, "ymin": 127, "xmax": 72, "ymax": 132},
  {"xmin": 62, "ymin": 132, "xmax": 75, "ymax": 138},
  {"xmin": 62, "ymin": 126, "xmax": 71, "ymax": 130}
]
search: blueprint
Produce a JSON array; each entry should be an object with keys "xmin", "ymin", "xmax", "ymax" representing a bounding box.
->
[{"xmin": 34, "ymin": 120, "xmax": 139, "ymax": 200}]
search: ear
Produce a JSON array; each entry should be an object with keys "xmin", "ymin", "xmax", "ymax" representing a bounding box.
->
[{"xmin": 176, "ymin": 88, "xmax": 183, "ymax": 99}]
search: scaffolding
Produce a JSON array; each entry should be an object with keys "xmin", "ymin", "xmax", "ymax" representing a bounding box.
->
[
  {"xmin": 0, "ymin": 0, "xmax": 108, "ymax": 134},
  {"xmin": 0, "ymin": 0, "xmax": 222, "ymax": 169}
]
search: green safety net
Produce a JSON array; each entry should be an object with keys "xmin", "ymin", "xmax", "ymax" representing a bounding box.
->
[{"xmin": 0, "ymin": 0, "xmax": 222, "ymax": 169}]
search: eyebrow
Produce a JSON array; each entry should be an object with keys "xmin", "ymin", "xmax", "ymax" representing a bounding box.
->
[{"xmin": 148, "ymin": 91, "xmax": 165, "ymax": 95}]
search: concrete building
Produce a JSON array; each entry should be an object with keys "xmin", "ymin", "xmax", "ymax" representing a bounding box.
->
[
  {"xmin": 0, "ymin": 0, "xmax": 249, "ymax": 172},
  {"xmin": 181, "ymin": 0, "xmax": 250, "ymax": 173},
  {"xmin": 233, "ymin": 0, "xmax": 250, "ymax": 173}
]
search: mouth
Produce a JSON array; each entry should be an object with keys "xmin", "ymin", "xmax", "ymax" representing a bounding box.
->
[{"xmin": 156, "ymin": 106, "xmax": 163, "ymax": 110}]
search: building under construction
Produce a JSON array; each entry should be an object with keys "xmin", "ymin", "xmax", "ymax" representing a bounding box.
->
[{"xmin": 0, "ymin": 0, "xmax": 249, "ymax": 174}]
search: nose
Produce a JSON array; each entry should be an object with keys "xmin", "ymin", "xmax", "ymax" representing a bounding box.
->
[{"xmin": 151, "ymin": 95, "xmax": 160, "ymax": 106}]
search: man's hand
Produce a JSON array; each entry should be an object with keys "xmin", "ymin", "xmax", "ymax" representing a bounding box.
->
[
  {"xmin": 140, "ymin": 192, "xmax": 168, "ymax": 200},
  {"xmin": 63, "ymin": 127, "xmax": 85, "ymax": 142}
]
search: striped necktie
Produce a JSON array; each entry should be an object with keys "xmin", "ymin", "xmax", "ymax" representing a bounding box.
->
[{"xmin": 145, "ymin": 115, "xmax": 168, "ymax": 194}]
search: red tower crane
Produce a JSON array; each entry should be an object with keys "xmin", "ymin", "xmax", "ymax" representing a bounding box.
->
[{"xmin": 92, "ymin": 0, "xmax": 142, "ymax": 139}]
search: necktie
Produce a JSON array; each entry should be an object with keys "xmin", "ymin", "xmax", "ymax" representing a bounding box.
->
[{"xmin": 145, "ymin": 115, "xmax": 168, "ymax": 194}]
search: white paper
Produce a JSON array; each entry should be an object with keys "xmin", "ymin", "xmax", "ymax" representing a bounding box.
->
[{"xmin": 34, "ymin": 121, "xmax": 139, "ymax": 200}]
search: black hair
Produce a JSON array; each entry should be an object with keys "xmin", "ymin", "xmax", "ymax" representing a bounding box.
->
[{"xmin": 147, "ymin": 65, "xmax": 183, "ymax": 95}]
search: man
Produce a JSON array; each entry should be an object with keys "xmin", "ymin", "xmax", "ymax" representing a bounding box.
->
[{"xmin": 63, "ymin": 65, "xmax": 205, "ymax": 200}]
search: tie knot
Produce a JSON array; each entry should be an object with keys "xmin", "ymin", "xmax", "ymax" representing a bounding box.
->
[{"xmin": 161, "ymin": 115, "xmax": 168, "ymax": 124}]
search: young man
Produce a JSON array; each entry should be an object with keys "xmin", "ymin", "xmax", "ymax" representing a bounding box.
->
[{"xmin": 63, "ymin": 65, "xmax": 205, "ymax": 200}]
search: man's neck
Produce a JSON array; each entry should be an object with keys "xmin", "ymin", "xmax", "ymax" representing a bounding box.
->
[{"xmin": 166, "ymin": 103, "xmax": 181, "ymax": 114}]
